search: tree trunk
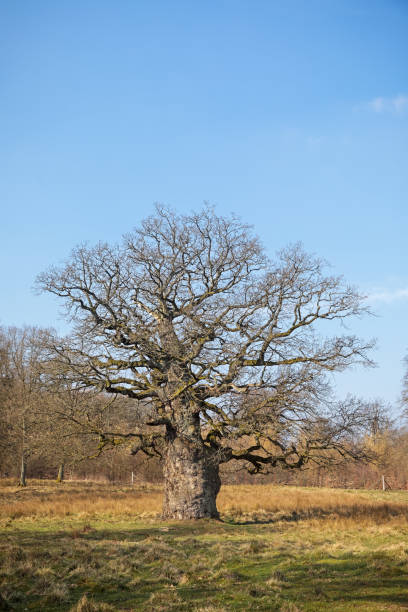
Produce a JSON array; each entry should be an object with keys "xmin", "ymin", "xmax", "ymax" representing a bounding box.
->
[
  {"xmin": 162, "ymin": 430, "xmax": 221, "ymax": 520},
  {"xmin": 159, "ymin": 340, "xmax": 221, "ymax": 520},
  {"xmin": 19, "ymin": 453, "xmax": 27, "ymax": 487},
  {"xmin": 57, "ymin": 462, "xmax": 65, "ymax": 483}
]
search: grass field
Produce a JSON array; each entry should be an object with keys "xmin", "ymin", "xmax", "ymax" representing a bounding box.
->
[{"xmin": 1, "ymin": 480, "xmax": 408, "ymax": 611}]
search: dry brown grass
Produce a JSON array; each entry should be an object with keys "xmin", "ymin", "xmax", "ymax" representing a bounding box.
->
[
  {"xmin": 218, "ymin": 483, "xmax": 408, "ymax": 523},
  {"xmin": 0, "ymin": 480, "xmax": 162, "ymax": 519},
  {"xmin": 69, "ymin": 594, "xmax": 118, "ymax": 611},
  {"xmin": 1, "ymin": 479, "xmax": 408, "ymax": 524}
]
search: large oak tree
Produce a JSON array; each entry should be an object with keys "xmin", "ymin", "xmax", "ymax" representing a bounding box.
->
[{"xmin": 38, "ymin": 206, "xmax": 374, "ymax": 518}]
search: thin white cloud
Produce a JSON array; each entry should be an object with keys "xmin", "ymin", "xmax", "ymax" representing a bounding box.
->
[
  {"xmin": 366, "ymin": 94, "xmax": 408, "ymax": 114},
  {"xmin": 367, "ymin": 288, "xmax": 408, "ymax": 304}
]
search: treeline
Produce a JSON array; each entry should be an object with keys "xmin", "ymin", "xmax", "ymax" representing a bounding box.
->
[
  {"xmin": 1, "ymin": 325, "xmax": 407, "ymax": 489},
  {"xmin": 0, "ymin": 325, "xmax": 152, "ymax": 485}
]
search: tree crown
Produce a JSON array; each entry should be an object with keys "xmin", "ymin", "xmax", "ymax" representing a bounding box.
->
[{"xmin": 37, "ymin": 206, "xmax": 375, "ymax": 472}]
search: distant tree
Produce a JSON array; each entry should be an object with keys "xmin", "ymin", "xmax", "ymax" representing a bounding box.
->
[
  {"xmin": 363, "ymin": 400, "xmax": 394, "ymax": 471},
  {"xmin": 38, "ymin": 206, "xmax": 375, "ymax": 518},
  {"xmin": 34, "ymin": 385, "xmax": 89, "ymax": 482},
  {"xmin": 402, "ymin": 354, "xmax": 408, "ymax": 410},
  {"xmin": 0, "ymin": 326, "xmax": 52, "ymax": 485},
  {"xmin": 0, "ymin": 328, "xmax": 14, "ymax": 475},
  {"xmin": 39, "ymin": 383, "xmax": 129, "ymax": 481}
]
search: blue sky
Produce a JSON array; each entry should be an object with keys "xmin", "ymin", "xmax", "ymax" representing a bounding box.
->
[{"xmin": 1, "ymin": 0, "xmax": 407, "ymax": 409}]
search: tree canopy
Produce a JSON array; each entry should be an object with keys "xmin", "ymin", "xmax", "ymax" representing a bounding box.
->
[{"xmin": 37, "ymin": 206, "xmax": 375, "ymax": 518}]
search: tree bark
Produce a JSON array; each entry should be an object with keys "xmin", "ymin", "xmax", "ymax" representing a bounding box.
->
[
  {"xmin": 162, "ymin": 428, "xmax": 221, "ymax": 520},
  {"xmin": 19, "ymin": 416, "xmax": 27, "ymax": 487},
  {"xmin": 57, "ymin": 462, "xmax": 65, "ymax": 483},
  {"xmin": 19, "ymin": 453, "xmax": 27, "ymax": 487}
]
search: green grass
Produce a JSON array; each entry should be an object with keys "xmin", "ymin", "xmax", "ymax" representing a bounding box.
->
[{"xmin": 1, "ymin": 484, "xmax": 408, "ymax": 611}]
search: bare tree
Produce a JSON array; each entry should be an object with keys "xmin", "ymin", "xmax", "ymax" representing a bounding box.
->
[
  {"xmin": 0, "ymin": 328, "xmax": 14, "ymax": 476},
  {"xmin": 40, "ymin": 383, "xmax": 130, "ymax": 480},
  {"xmin": 0, "ymin": 326, "xmax": 53, "ymax": 485},
  {"xmin": 37, "ymin": 206, "xmax": 375, "ymax": 518},
  {"xmin": 402, "ymin": 354, "xmax": 408, "ymax": 410}
]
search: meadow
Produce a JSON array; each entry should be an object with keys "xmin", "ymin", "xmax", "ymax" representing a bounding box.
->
[{"xmin": 1, "ymin": 480, "xmax": 408, "ymax": 611}]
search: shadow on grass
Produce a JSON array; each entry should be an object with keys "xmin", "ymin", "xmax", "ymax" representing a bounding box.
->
[
  {"xmin": 2, "ymin": 521, "xmax": 408, "ymax": 611},
  {"xmin": 281, "ymin": 553, "xmax": 408, "ymax": 606}
]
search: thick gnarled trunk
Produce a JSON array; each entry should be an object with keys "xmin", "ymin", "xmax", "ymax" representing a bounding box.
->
[
  {"xmin": 159, "ymin": 347, "xmax": 221, "ymax": 520},
  {"xmin": 162, "ymin": 431, "xmax": 221, "ymax": 520}
]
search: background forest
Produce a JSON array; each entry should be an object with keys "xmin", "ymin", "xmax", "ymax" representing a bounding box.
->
[{"xmin": 1, "ymin": 324, "xmax": 407, "ymax": 491}]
